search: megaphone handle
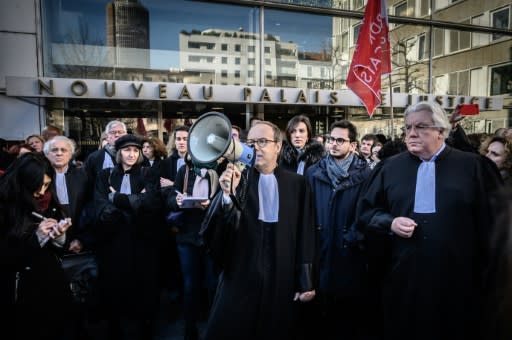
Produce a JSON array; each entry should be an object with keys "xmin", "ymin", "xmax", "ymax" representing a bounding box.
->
[{"xmin": 221, "ymin": 161, "xmax": 237, "ymax": 193}]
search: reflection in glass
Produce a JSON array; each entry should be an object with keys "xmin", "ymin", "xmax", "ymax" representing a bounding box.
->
[{"xmin": 43, "ymin": 0, "xmax": 259, "ymax": 84}]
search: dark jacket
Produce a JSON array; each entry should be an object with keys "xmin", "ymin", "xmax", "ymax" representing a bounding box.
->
[
  {"xmin": 201, "ymin": 166, "xmax": 316, "ymax": 340},
  {"xmin": 83, "ymin": 147, "xmax": 116, "ymax": 194},
  {"xmin": 56, "ymin": 165, "xmax": 94, "ymax": 250},
  {"xmin": 94, "ymin": 163, "xmax": 163, "ymax": 318},
  {"xmin": 165, "ymin": 163, "xmax": 218, "ymax": 246},
  {"xmin": 356, "ymin": 147, "xmax": 502, "ymax": 339},
  {"xmin": 306, "ymin": 154, "xmax": 371, "ymax": 296},
  {"xmin": 279, "ymin": 140, "xmax": 325, "ymax": 174},
  {"xmin": 0, "ymin": 199, "xmax": 72, "ymax": 339},
  {"xmin": 160, "ymin": 150, "xmax": 183, "ymax": 183}
]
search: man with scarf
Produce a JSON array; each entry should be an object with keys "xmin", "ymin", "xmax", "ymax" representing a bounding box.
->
[{"xmin": 305, "ymin": 120, "xmax": 372, "ymax": 340}]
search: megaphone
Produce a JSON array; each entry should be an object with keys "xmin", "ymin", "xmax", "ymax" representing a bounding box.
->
[{"xmin": 188, "ymin": 111, "xmax": 255, "ymax": 168}]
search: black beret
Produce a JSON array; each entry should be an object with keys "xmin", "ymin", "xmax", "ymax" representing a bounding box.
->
[{"xmin": 114, "ymin": 134, "xmax": 142, "ymax": 150}]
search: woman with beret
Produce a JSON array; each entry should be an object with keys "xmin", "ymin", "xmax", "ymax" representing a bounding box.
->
[{"xmin": 94, "ymin": 134, "xmax": 163, "ymax": 339}]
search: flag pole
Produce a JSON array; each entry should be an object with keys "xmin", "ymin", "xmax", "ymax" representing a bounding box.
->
[{"xmin": 388, "ymin": 73, "xmax": 394, "ymax": 139}]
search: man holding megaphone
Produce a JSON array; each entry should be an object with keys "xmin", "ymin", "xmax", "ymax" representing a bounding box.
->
[{"xmin": 197, "ymin": 119, "xmax": 316, "ymax": 340}]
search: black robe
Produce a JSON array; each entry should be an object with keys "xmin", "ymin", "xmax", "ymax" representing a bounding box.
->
[
  {"xmin": 201, "ymin": 166, "xmax": 316, "ymax": 340},
  {"xmin": 356, "ymin": 146, "xmax": 502, "ymax": 339},
  {"xmin": 94, "ymin": 164, "xmax": 162, "ymax": 319}
]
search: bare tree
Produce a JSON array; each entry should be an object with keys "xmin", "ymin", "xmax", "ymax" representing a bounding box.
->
[
  {"xmin": 389, "ymin": 37, "xmax": 429, "ymax": 93},
  {"xmin": 52, "ymin": 16, "xmax": 107, "ymax": 79}
]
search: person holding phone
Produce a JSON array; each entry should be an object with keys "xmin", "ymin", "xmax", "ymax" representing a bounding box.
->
[
  {"xmin": 165, "ymin": 155, "xmax": 220, "ymax": 340},
  {"xmin": 0, "ymin": 153, "xmax": 74, "ymax": 339}
]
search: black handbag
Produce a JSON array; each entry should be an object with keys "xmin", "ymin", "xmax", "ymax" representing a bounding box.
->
[{"xmin": 60, "ymin": 252, "xmax": 99, "ymax": 305}]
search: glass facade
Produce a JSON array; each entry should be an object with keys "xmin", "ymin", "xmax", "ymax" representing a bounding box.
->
[{"xmin": 38, "ymin": 0, "xmax": 511, "ymax": 150}]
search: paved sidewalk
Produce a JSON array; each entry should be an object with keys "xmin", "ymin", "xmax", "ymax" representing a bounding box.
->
[{"xmin": 153, "ymin": 290, "xmax": 207, "ymax": 340}]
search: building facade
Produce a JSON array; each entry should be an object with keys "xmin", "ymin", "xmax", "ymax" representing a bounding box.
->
[{"xmin": 0, "ymin": 0, "xmax": 510, "ymax": 155}]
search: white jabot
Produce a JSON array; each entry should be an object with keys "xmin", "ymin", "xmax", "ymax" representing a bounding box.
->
[
  {"xmin": 55, "ymin": 172, "xmax": 69, "ymax": 204},
  {"xmin": 176, "ymin": 157, "xmax": 185, "ymax": 172},
  {"xmin": 413, "ymin": 144, "xmax": 445, "ymax": 213},
  {"xmin": 120, "ymin": 174, "xmax": 132, "ymax": 194},
  {"xmin": 297, "ymin": 161, "xmax": 306, "ymax": 175},
  {"xmin": 102, "ymin": 151, "xmax": 114, "ymax": 169},
  {"xmin": 258, "ymin": 173, "xmax": 279, "ymax": 222}
]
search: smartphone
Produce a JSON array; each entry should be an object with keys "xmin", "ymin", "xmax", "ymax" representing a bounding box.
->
[{"xmin": 458, "ymin": 104, "xmax": 480, "ymax": 115}]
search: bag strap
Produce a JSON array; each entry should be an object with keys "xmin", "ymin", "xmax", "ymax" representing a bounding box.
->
[{"xmin": 183, "ymin": 165, "xmax": 189, "ymax": 195}]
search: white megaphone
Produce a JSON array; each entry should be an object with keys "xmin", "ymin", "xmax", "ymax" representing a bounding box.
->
[{"xmin": 188, "ymin": 111, "xmax": 255, "ymax": 168}]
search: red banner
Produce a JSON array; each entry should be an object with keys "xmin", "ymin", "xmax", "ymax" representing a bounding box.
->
[{"xmin": 346, "ymin": 0, "xmax": 391, "ymax": 117}]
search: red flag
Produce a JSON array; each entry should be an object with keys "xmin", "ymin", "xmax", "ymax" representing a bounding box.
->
[{"xmin": 346, "ymin": 0, "xmax": 391, "ymax": 117}]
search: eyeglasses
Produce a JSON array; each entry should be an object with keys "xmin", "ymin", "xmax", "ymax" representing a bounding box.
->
[
  {"xmin": 401, "ymin": 124, "xmax": 443, "ymax": 134},
  {"xmin": 246, "ymin": 138, "xmax": 277, "ymax": 148},
  {"xmin": 108, "ymin": 130, "xmax": 126, "ymax": 136},
  {"xmin": 326, "ymin": 136, "xmax": 350, "ymax": 146},
  {"xmin": 50, "ymin": 147, "xmax": 70, "ymax": 153}
]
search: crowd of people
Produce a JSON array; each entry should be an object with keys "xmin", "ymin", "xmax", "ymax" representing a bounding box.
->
[{"xmin": 1, "ymin": 101, "xmax": 512, "ymax": 340}]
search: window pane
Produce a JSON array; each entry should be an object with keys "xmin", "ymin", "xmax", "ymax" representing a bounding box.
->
[
  {"xmin": 458, "ymin": 70, "xmax": 469, "ymax": 95},
  {"xmin": 471, "ymin": 15, "xmax": 488, "ymax": 47},
  {"xmin": 492, "ymin": 8, "xmax": 509, "ymax": 40},
  {"xmin": 470, "ymin": 68, "xmax": 486, "ymax": 96},
  {"xmin": 433, "ymin": 28, "xmax": 444, "ymax": 56}
]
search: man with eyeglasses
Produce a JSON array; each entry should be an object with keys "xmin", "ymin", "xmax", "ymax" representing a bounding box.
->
[
  {"xmin": 356, "ymin": 101, "xmax": 502, "ymax": 339},
  {"xmin": 83, "ymin": 120, "xmax": 127, "ymax": 188},
  {"xmin": 44, "ymin": 136, "xmax": 91, "ymax": 253},
  {"xmin": 200, "ymin": 120, "xmax": 316, "ymax": 340},
  {"xmin": 304, "ymin": 120, "xmax": 372, "ymax": 339},
  {"xmin": 43, "ymin": 135, "xmax": 95, "ymax": 336}
]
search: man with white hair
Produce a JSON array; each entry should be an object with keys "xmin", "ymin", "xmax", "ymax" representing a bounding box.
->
[
  {"xmin": 44, "ymin": 135, "xmax": 91, "ymax": 253},
  {"xmin": 356, "ymin": 101, "xmax": 502, "ymax": 339},
  {"xmin": 83, "ymin": 120, "xmax": 127, "ymax": 187}
]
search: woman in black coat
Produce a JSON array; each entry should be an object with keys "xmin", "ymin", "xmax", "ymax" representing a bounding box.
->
[
  {"xmin": 94, "ymin": 135, "xmax": 162, "ymax": 339},
  {"xmin": 0, "ymin": 153, "xmax": 73, "ymax": 339},
  {"xmin": 279, "ymin": 115, "xmax": 326, "ymax": 175}
]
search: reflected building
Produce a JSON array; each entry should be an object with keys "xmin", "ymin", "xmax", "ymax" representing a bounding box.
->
[
  {"xmin": 179, "ymin": 28, "xmax": 333, "ymax": 88},
  {"xmin": 106, "ymin": 0, "xmax": 150, "ymax": 69},
  {"xmin": 179, "ymin": 29, "xmax": 299, "ymax": 87}
]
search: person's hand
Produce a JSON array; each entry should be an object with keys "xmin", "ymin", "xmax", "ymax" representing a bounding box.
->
[
  {"xmin": 68, "ymin": 239, "xmax": 83, "ymax": 253},
  {"xmin": 391, "ymin": 217, "xmax": 417, "ymax": 238},
  {"xmin": 176, "ymin": 192, "xmax": 186, "ymax": 206},
  {"xmin": 36, "ymin": 218, "xmax": 59, "ymax": 240},
  {"xmin": 160, "ymin": 177, "xmax": 173, "ymax": 188},
  {"xmin": 294, "ymin": 290, "xmax": 316, "ymax": 302},
  {"xmin": 50, "ymin": 218, "xmax": 72, "ymax": 239},
  {"xmin": 450, "ymin": 105, "xmax": 465, "ymax": 128},
  {"xmin": 219, "ymin": 162, "xmax": 241, "ymax": 194}
]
